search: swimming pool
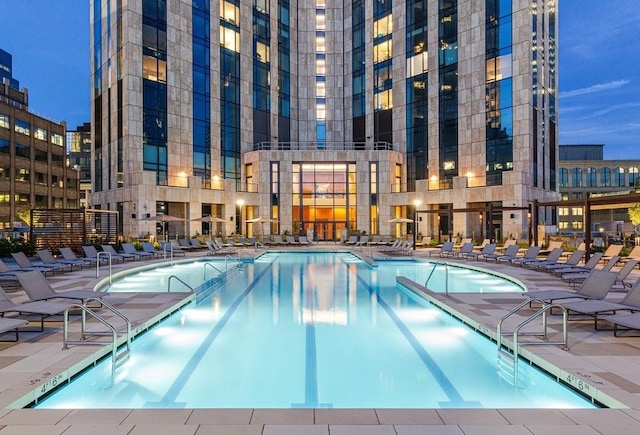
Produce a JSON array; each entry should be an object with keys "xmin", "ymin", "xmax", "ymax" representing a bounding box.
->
[{"xmin": 35, "ymin": 252, "xmax": 594, "ymax": 409}]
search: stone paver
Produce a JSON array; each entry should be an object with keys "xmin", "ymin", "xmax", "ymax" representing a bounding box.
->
[{"xmin": 0, "ymin": 245, "xmax": 638, "ymax": 432}]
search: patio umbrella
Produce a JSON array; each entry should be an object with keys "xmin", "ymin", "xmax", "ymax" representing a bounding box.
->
[
  {"xmin": 387, "ymin": 217, "xmax": 413, "ymax": 237},
  {"xmin": 190, "ymin": 215, "xmax": 227, "ymax": 238},
  {"xmin": 140, "ymin": 213, "xmax": 183, "ymax": 241},
  {"xmin": 190, "ymin": 215, "xmax": 227, "ymax": 223},
  {"xmin": 245, "ymin": 217, "xmax": 278, "ymax": 235},
  {"xmin": 387, "ymin": 217, "xmax": 413, "ymax": 223}
]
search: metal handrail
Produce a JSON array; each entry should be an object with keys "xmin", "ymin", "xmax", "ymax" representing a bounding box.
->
[
  {"xmin": 425, "ymin": 261, "xmax": 449, "ymax": 297},
  {"xmin": 96, "ymin": 251, "xmax": 112, "ymax": 283},
  {"xmin": 162, "ymin": 243, "xmax": 174, "ymax": 262},
  {"xmin": 225, "ymin": 254, "xmax": 242, "ymax": 270},
  {"xmin": 83, "ymin": 297, "xmax": 132, "ymax": 352},
  {"xmin": 512, "ymin": 304, "xmax": 569, "ymax": 381},
  {"xmin": 203, "ymin": 262, "xmax": 223, "ymax": 281},
  {"xmin": 62, "ymin": 304, "xmax": 118, "ymax": 386},
  {"xmin": 167, "ymin": 275, "xmax": 194, "ymax": 292},
  {"xmin": 496, "ymin": 297, "xmax": 549, "ymax": 351}
]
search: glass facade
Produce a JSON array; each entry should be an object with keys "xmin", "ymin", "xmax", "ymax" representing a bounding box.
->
[
  {"xmin": 192, "ymin": 1, "xmax": 211, "ymax": 186},
  {"xmin": 485, "ymin": 0, "xmax": 513, "ymax": 186},
  {"xmin": 142, "ymin": 0, "xmax": 168, "ymax": 184},
  {"xmin": 438, "ymin": 0, "xmax": 458, "ymax": 186},
  {"xmin": 292, "ymin": 163, "xmax": 356, "ymax": 241}
]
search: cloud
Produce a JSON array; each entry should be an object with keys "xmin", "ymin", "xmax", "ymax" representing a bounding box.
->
[
  {"xmin": 592, "ymin": 102, "xmax": 640, "ymax": 117},
  {"xmin": 560, "ymin": 80, "xmax": 630, "ymax": 98}
]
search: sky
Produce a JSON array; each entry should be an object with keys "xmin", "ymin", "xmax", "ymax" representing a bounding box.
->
[{"xmin": 0, "ymin": 0, "xmax": 639, "ymax": 159}]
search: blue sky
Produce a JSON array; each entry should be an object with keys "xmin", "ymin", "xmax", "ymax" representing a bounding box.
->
[{"xmin": 1, "ymin": 1, "xmax": 639, "ymax": 159}]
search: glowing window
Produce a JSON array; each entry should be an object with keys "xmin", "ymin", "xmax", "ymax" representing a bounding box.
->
[
  {"xmin": 374, "ymin": 40, "xmax": 392, "ymax": 63},
  {"xmin": 374, "ymin": 89, "xmax": 392, "ymax": 110},
  {"xmin": 373, "ymin": 15, "xmax": 393, "ymax": 38},
  {"xmin": 407, "ymin": 52, "xmax": 428, "ymax": 77},
  {"xmin": 220, "ymin": 1, "xmax": 239, "ymax": 25},
  {"xmin": 221, "ymin": 26, "xmax": 240, "ymax": 52}
]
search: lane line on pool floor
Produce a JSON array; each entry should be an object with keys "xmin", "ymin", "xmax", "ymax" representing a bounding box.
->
[
  {"xmin": 146, "ymin": 259, "xmax": 276, "ymax": 407},
  {"xmin": 357, "ymin": 272, "xmax": 480, "ymax": 407}
]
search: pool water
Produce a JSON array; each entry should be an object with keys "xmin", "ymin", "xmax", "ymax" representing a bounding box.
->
[{"xmin": 35, "ymin": 252, "xmax": 595, "ymax": 409}]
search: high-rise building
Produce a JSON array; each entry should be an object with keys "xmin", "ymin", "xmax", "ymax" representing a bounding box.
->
[
  {"xmin": 90, "ymin": 0, "xmax": 559, "ymax": 242},
  {"xmin": 0, "ymin": 48, "xmax": 79, "ymax": 232},
  {"xmin": 67, "ymin": 123, "xmax": 92, "ymax": 209},
  {"xmin": 0, "ymin": 48, "xmax": 20, "ymax": 90}
]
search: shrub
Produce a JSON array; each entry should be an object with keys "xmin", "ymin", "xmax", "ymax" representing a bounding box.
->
[{"xmin": 0, "ymin": 238, "xmax": 37, "ymax": 258}]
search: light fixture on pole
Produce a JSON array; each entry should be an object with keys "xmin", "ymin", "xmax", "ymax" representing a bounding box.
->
[{"xmin": 413, "ymin": 199, "xmax": 422, "ymax": 250}]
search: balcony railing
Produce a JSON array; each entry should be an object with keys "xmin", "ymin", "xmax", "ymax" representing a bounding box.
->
[{"xmin": 252, "ymin": 141, "xmax": 397, "ymax": 152}]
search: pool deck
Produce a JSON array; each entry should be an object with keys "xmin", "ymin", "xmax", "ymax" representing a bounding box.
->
[{"xmin": 1, "ymin": 244, "xmax": 640, "ymax": 434}]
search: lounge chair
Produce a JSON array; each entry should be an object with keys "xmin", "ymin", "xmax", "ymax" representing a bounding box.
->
[
  {"xmin": 122, "ymin": 243, "xmax": 154, "ymax": 260},
  {"xmin": 380, "ymin": 239, "xmax": 402, "ymax": 252},
  {"xmin": 36, "ymin": 249, "xmax": 77, "ymax": 272},
  {"xmin": 0, "ymin": 259, "xmax": 24, "ymax": 279},
  {"xmin": 384, "ymin": 240, "xmax": 413, "ymax": 255},
  {"xmin": 161, "ymin": 241, "xmax": 186, "ymax": 257},
  {"xmin": 82, "ymin": 245, "xmax": 116, "ymax": 263},
  {"xmin": 190, "ymin": 238, "xmax": 207, "ymax": 250},
  {"xmin": 101, "ymin": 244, "xmax": 138, "ymax": 262},
  {"xmin": 520, "ymin": 248, "xmax": 563, "ymax": 268},
  {"xmin": 600, "ymin": 244, "xmax": 623, "ymax": 264},
  {"xmin": 0, "ymin": 285, "xmax": 74, "ymax": 331},
  {"xmin": 508, "ymin": 246, "xmax": 542, "ymax": 266},
  {"xmin": 558, "ymin": 278, "xmax": 640, "ymax": 330},
  {"xmin": 414, "ymin": 236, "xmax": 431, "ymax": 248},
  {"xmin": 561, "ymin": 255, "xmax": 620, "ymax": 287},
  {"xmin": 58, "ymin": 247, "xmax": 98, "ymax": 267},
  {"xmin": 428, "ymin": 241, "xmax": 454, "ymax": 257},
  {"xmin": 620, "ymin": 246, "xmax": 640, "ymax": 265},
  {"xmin": 16, "ymin": 270, "xmax": 107, "ymax": 304},
  {"xmin": 538, "ymin": 240, "xmax": 563, "ymax": 255},
  {"xmin": 522, "ymin": 269, "xmax": 618, "ymax": 305},
  {"xmin": 605, "ymin": 311, "xmax": 640, "ymax": 336},
  {"xmin": 353, "ymin": 235, "xmax": 369, "ymax": 249},
  {"xmin": 549, "ymin": 252, "xmax": 603, "ymax": 276},
  {"xmin": 286, "ymin": 236, "xmax": 300, "ymax": 245},
  {"xmin": 343, "ymin": 235, "xmax": 358, "ymax": 246},
  {"xmin": 298, "ymin": 236, "xmax": 310, "ymax": 245},
  {"xmin": 206, "ymin": 239, "xmax": 237, "ymax": 255},
  {"xmin": 10, "ymin": 252, "xmax": 58, "ymax": 275},
  {"xmin": 0, "ymin": 317, "xmax": 28, "ymax": 342},
  {"xmin": 269, "ymin": 235, "xmax": 283, "ymax": 245},
  {"xmin": 178, "ymin": 239, "xmax": 198, "ymax": 251},
  {"xmin": 444, "ymin": 242, "xmax": 474, "ymax": 259},
  {"xmin": 484, "ymin": 244, "xmax": 519, "ymax": 263},
  {"xmin": 462, "ymin": 243, "xmax": 496, "ymax": 261},
  {"xmin": 494, "ymin": 239, "xmax": 517, "ymax": 254},
  {"xmin": 536, "ymin": 249, "xmax": 585, "ymax": 272},
  {"xmin": 141, "ymin": 242, "xmax": 163, "ymax": 258},
  {"xmin": 369, "ymin": 235, "xmax": 382, "ymax": 246}
]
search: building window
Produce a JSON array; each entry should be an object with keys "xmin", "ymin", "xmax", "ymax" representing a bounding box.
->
[
  {"xmin": 51, "ymin": 133, "xmax": 64, "ymax": 146},
  {"xmin": 614, "ymin": 166, "xmax": 625, "ymax": 187},
  {"xmin": 15, "ymin": 119, "xmax": 30, "ymax": 136},
  {"xmin": 0, "ymin": 113, "xmax": 9, "ymax": 129},
  {"xmin": 629, "ymin": 166, "xmax": 639, "ymax": 187},
  {"xmin": 585, "ymin": 167, "xmax": 596, "ymax": 188},
  {"xmin": 220, "ymin": 1, "xmax": 240, "ymax": 25},
  {"xmin": 34, "ymin": 127, "xmax": 48, "ymax": 141},
  {"xmin": 221, "ymin": 26, "xmax": 240, "ymax": 52},
  {"xmin": 15, "ymin": 143, "xmax": 29, "ymax": 158},
  {"xmin": 600, "ymin": 167, "xmax": 611, "ymax": 187},
  {"xmin": 0, "ymin": 139, "xmax": 9, "ymax": 154},
  {"xmin": 571, "ymin": 168, "xmax": 582, "ymax": 187},
  {"xmin": 558, "ymin": 167, "xmax": 568, "ymax": 188}
]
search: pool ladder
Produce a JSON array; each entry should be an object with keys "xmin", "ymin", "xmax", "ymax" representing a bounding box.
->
[
  {"xmin": 62, "ymin": 298, "xmax": 131, "ymax": 388},
  {"xmin": 496, "ymin": 299, "xmax": 569, "ymax": 385},
  {"xmin": 424, "ymin": 261, "xmax": 449, "ymax": 297}
]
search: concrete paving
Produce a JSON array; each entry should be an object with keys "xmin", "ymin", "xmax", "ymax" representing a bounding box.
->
[{"xmin": 0, "ymin": 243, "xmax": 639, "ymax": 434}]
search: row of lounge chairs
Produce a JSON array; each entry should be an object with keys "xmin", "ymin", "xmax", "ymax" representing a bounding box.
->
[
  {"xmin": 0, "ymin": 269, "xmax": 107, "ymax": 341},
  {"xmin": 521, "ymin": 269, "xmax": 640, "ymax": 336}
]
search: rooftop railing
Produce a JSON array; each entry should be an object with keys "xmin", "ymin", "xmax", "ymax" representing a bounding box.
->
[{"xmin": 251, "ymin": 141, "xmax": 397, "ymax": 152}]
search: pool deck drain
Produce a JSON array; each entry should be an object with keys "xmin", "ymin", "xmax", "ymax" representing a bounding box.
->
[{"xmin": 0, "ymin": 245, "xmax": 640, "ymax": 434}]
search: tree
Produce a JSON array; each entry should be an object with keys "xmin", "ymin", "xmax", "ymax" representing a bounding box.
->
[{"xmin": 629, "ymin": 203, "xmax": 640, "ymax": 234}]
